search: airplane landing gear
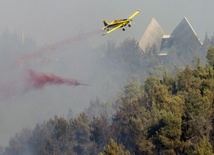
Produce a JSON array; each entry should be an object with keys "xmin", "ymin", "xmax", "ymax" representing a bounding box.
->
[
  {"xmin": 122, "ymin": 28, "xmax": 125, "ymax": 31},
  {"xmin": 128, "ymin": 24, "xmax": 131, "ymax": 27}
]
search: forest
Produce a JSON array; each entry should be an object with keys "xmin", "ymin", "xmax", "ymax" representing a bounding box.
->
[{"xmin": 0, "ymin": 31, "xmax": 214, "ymax": 155}]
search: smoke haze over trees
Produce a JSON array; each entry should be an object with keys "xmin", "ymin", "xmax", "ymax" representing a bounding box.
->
[
  {"xmin": 1, "ymin": 27, "xmax": 214, "ymax": 154},
  {"xmin": 0, "ymin": 0, "xmax": 214, "ymax": 152}
]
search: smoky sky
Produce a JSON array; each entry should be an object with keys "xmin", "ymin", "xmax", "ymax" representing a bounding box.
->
[
  {"xmin": 0, "ymin": 0, "xmax": 213, "ymax": 45},
  {"xmin": 0, "ymin": 0, "xmax": 213, "ymax": 147}
]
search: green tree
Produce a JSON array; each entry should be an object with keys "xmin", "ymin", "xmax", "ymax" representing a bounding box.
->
[
  {"xmin": 193, "ymin": 137, "xmax": 214, "ymax": 155},
  {"xmin": 99, "ymin": 139, "xmax": 130, "ymax": 155},
  {"xmin": 90, "ymin": 114, "xmax": 111, "ymax": 152},
  {"xmin": 151, "ymin": 111, "xmax": 182, "ymax": 154},
  {"xmin": 111, "ymin": 80, "xmax": 155, "ymax": 154},
  {"xmin": 206, "ymin": 46, "xmax": 214, "ymax": 68},
  {"xmin": 70, "ymin": 112, "xmax": 93, "ymax": 154}
]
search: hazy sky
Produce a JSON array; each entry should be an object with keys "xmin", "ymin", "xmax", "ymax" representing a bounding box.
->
[
  {"xmin": 0, "ymin": 0, "xmax": 213, "ymax": 45},
  {"xmin": 0, "ymin": 0, "xmax": 214, "ymax": 147}
]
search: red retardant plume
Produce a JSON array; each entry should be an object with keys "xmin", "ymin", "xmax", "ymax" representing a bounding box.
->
[
  {"xmin": 27, "ymin": 69, "xmax": 90, "ymax": 88},
  {"xmin": 17, "ymin": 30, "xmax": 101, "ymax": 66}
]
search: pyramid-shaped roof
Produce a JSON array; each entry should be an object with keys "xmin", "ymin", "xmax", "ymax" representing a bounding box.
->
[
  {"xmin": 171, "ymin": 17, "xmax": 202, "ymax": 46},
  {"xmin": 139, "ymin": 18, "xmax": 165, "ymax": 52}
]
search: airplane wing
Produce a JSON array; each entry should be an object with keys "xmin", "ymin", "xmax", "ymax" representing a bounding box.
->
[
  {"xmin": 102, "ymin": 24, "xmax": 123, "ymax": 36},
  {"xmin": 128, "ymin": 9, "xmax": 141, "ymax": 20}
]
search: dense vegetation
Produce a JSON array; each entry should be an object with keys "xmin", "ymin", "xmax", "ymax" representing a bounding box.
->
[{"xmin": 1, "ymin": 31, "xmax": 214, "ymax": 154}]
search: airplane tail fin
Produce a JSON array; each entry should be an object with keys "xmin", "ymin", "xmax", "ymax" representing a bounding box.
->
[{"xmin": 103, "ymin": 20, "xmax": 109, "ymax": 26}]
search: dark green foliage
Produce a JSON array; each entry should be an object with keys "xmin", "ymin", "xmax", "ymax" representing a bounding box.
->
[
  {"xmin": 28, "ymin": 116, "xmax": 74, "ymax": 155},
  {"xmin": 70, "ymin": 112, "xmax": 93, "ymax": 154},
  {"xmin": 98, "ymin": 139, "xmax": 130, "ymax": 155},
  {"xmin": 110, "ymin": 61, "xmax": 214, "ymax": 154},
  {"xmin": 111, "ymin": 81, "xmax": 152, "ymax": 154},
  {"xmin": 90, "ymin": 115, "xmax": 111, "ymax": 152},
  {"xmin": 206, "ymin": 46, "xmax": 214, "ymax": 68},
  {"xmin": 3, "ymin": 38, "xmax": 214, "ymax": 155}
]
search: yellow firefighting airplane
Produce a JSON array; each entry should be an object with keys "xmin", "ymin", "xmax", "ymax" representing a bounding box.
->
[{"xmin": 101, "ymin": 9, "xmax": 141, "ymax": 36}]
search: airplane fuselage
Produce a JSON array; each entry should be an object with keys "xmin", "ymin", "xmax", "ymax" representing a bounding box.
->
[
  {"xmin": 101, "ymin": 9, "xmax": 140, "ymax": 35},
  {"xmin": 103, "ymin": 19, "xmax": 129, "ymax": 29}
]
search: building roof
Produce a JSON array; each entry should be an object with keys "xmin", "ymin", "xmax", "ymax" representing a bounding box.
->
[
  {"xmin": 139, "ymin": 18, "xmax": 165, "ymax": 53},
  {"xmin": 171, "ymin": 17, "xmax": 202, "ymax": 46},
  {"xmin": 139, "ymin": 17, "xmax": 202, "ymax": 55}
]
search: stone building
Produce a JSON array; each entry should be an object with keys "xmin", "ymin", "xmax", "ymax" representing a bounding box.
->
[{"xmin": 139, "ymin": 17, "xmax": 202, "ymax": 57}]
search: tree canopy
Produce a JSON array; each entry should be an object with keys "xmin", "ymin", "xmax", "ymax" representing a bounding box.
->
[{"xmin": 2, "ymin": 35, "xmax": 214, "ymax": 154}]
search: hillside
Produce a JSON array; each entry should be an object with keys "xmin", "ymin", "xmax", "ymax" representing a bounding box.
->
[{"xmin": 1, "ymin": 35, "xmax": 214, "ymax": 154}]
